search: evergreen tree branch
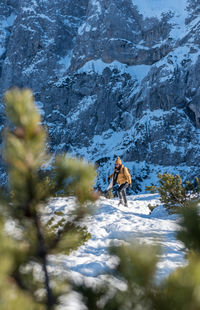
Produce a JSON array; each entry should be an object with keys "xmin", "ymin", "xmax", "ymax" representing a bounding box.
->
[{"xmin": 33, "ymin": 213, "xmax": 55, "ymax": 310}]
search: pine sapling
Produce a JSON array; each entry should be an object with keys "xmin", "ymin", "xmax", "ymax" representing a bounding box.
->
[{"xmin": 2, "ymin": 88, "xmax": 97, "ymax": 309}]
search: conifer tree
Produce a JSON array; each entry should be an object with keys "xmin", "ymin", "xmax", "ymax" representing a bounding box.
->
[
  {"xmin": 153, "ymin": 202, "xmax": 200, "ymax": 310},
  {"xmin": 157, "ymin": 173, "xmax": 187, "ymax": 208},
  {"xmin": 146, "ymin": 173, "xmax": 200, "ymax": 210},
  {"xmin": 1, "ymin": 88, "xmax": 97, "ymax": 309}
]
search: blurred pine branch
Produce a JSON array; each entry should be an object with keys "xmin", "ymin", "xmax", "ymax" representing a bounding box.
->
[{"xmin": 0, "ymin": 88, "xmax": 97, "ymax": 309}]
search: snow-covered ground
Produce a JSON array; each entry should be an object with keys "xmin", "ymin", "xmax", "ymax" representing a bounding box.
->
[{"xmin": 47, "ymin": 193, "xmax": 186, "ymax": 309}]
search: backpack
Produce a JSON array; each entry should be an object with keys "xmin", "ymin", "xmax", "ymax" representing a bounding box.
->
[{"xmin": 123, "ymin": 167, "xmax": 132, "ymax": 183}]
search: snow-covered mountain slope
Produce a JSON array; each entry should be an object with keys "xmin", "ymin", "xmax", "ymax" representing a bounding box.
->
[
  {"xmin": 0, "ymin": 0, "xmax": 200, "ymax": 188},
  {"xmin": 47, "ymin": 194, "xmax": 185, "ymax": 282},
  {"xmin": 46, "ymin": 194, "xmax": 185, "ymax": 309}
]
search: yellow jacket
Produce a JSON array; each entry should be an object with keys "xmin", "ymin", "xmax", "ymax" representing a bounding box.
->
[{"xmin": 109, "ymin": 165, "xmax": 132, "ymax": 185}]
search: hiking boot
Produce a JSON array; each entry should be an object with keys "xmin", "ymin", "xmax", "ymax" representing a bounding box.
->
[
  {"xmin": 118, "ymin": 200, "xmax": 123, "ymax": 206},
  {"xmin": 124, "ymin": 202, "xmax": 128, "ymax": 207}
]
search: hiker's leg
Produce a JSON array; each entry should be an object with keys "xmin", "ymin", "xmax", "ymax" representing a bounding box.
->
[
  {"xmin": 122, "ymin": 190, "xmax": 127, "ymax": 204},
  {"xmin": 121, "ymin": 183, "xmax": 129, "ymax": 205},
  {"xmin": 117, "ymin": 184, "xmax": 124, "ymax": 203}
]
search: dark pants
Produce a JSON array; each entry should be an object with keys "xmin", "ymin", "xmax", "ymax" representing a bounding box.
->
[{"xmin": 117, "ymin": 182, "xmax": 129, "ymax": 204}]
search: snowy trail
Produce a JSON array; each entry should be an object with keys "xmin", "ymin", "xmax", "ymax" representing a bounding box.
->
[{"xmin": 48, "ymin": 194, "xmax": 185, "ymax": 284}]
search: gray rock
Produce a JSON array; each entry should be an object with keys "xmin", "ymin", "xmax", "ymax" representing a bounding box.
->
[{"xmin": 0, "ymin": 0, "xmax": 200, "ymax": 189}]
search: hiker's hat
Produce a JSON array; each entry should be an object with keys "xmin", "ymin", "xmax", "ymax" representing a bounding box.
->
[{"xmin": 115, "ymin": 157, "xmax": 122, "ymax": 165}]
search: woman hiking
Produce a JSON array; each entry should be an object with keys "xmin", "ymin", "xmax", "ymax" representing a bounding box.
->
[{"xmin": 108, "ymin": 157, "xmax": 132, "ymax": 207}]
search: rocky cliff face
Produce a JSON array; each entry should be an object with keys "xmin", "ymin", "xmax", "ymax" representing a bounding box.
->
[{"xmin": 0, "ymin": 0, "xmax": 200, "ymax": 190}]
